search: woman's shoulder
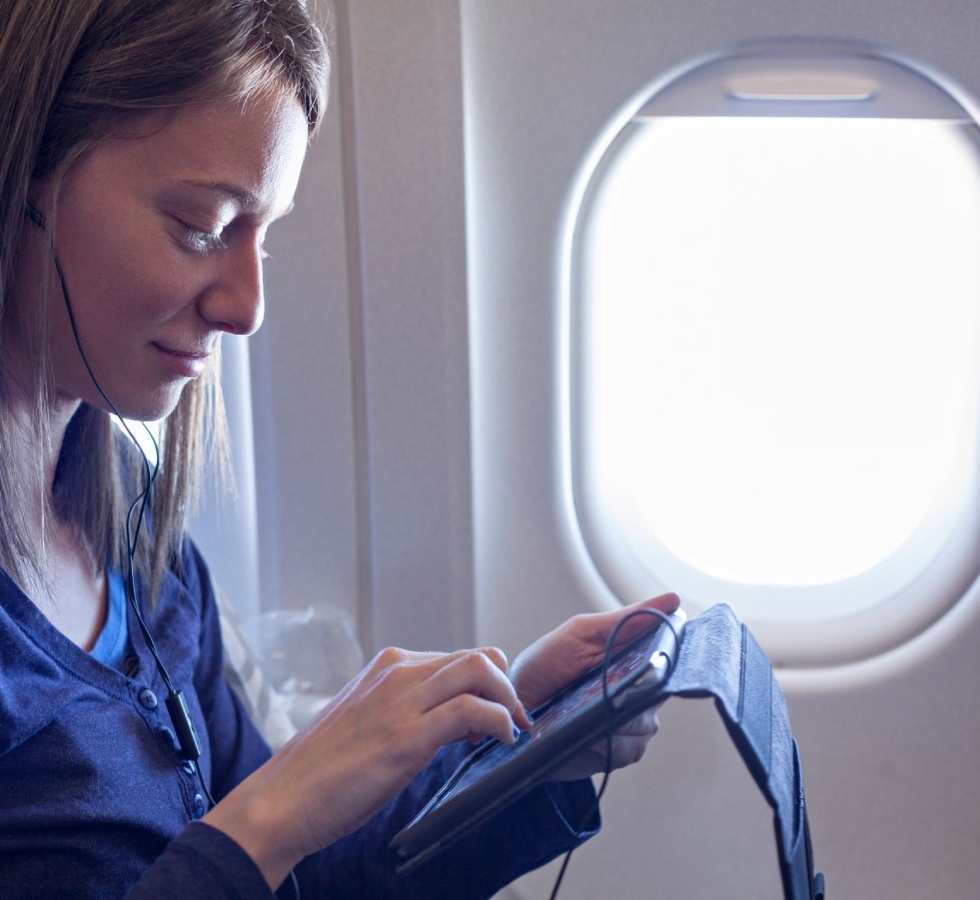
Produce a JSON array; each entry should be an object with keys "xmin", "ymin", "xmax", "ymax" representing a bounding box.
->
[{"xmin": 142, "ymin": 535, "xmax": 218, "ymax": 684}]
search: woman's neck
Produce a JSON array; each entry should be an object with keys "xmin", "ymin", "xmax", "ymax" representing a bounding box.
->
[{"xmin": 6, "ymin": 382, "xmax": 80, "ymax": 511}]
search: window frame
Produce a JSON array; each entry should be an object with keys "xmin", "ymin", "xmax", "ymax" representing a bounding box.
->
[{"xmin": 564, "ymin": 41, "xmax": 980, "ymax": 666}]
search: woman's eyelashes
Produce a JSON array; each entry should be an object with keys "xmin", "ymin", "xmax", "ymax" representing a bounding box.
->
[
  {"xmin": 185, "ymin": 229, "xmax": 227, "ymax": 255},
  {"xmin": 175, "ymin": 219, "xmax": 228, "ymax": 256},
  {"xmin": 172, "ymin": 216, "xmax": 269, "ymax": 259}
]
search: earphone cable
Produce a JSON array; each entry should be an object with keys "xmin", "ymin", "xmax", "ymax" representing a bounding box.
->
[
  {"xmin": 47, "ymin": 233, "xmax": 181, "ymax": 699},
  {"xmin": 26, "ymin": 203, "xmax": 205, "ymax": 774},
  {"xmin": 24, "ymin": 203, "xmax": 301, "ymax": 896},
  {"xmin": 547, "ymin": 607, "xmax": 681, "ymax": 900}
]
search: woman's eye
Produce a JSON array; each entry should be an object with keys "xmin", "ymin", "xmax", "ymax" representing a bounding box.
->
[
  {"xmin": 185, "ymin": 229, "xmax": 227, "ymax": 255},
  {"xmin": 172, "ymin": 214, "xmax": 271, "ymax": 258},
  {"xmin": 176, "ymin": 220, "xmax": 227, "ymax": 255}
]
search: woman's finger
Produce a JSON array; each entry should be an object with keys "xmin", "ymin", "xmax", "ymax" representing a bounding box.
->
[
  {"xmin": 422, "ymin": 692, "xmax": 522, "ymax": 746},
  {"xmin": 389, "ymin": 645, "xmax": 510, "ymax": 673},
  {"xmin": 510, "ymin": 593, "xmax": 680, "ymax": 710},
  {"xmin": 580, "ymin": 593, "xmax": 682, "ymax": 657},
  {"xmin": 351, "ymin": 645, "xmax": 509, "ymax": 699},
  {"xmin": 612, "ymin": 708, "xmax": 660, "ymax": 738},
  {"xmin": 420, "ymin": 649, "xmax": 522, "ymax": 720},
  {"xmin": 545, "ymin": 712, "xmax": 661, "ymax": 781}
]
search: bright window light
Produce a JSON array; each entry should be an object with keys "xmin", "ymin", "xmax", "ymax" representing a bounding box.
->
[{"xmin": 581, "ymin": 115, "xmax": 980, "ymax": 591}]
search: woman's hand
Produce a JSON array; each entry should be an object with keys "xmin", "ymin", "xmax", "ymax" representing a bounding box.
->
[
  {"xmin": 508, "ymin": 593, "xmax": 680, "ymax": 781},
  {"xmin": 204, "ymin": 645, "xmax": 527, "ymax": 890}
]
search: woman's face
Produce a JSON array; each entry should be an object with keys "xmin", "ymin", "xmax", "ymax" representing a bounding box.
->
[{"xmin": 20, "ymin": 88, "xmax": 309, "ymax": 421}]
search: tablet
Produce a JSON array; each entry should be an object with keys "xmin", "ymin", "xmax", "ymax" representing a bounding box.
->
[{"xmin": 389, "ymin": 610, "xmax": 685, "ymax": 874}]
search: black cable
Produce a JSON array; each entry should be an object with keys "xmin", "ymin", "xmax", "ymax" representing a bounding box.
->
[
  {"xmin": 25, "ymin": 203, "xmax": 206, "ymax": 790},
  {"xmin": 547, "ymin": 607, "xmax": 681, "ymax": 900},
  {"xmin": 28, "ymin": 203, "xmax": 301, "ymax": 899}
]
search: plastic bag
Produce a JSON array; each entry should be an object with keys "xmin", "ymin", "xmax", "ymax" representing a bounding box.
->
[{"xmin": 240, "ymin": 606, "xmax": 365, "ymax": 730}]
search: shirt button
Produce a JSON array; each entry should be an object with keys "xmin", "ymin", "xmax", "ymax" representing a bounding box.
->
[
  {"xmin": 181, "ymin": 760, "xmax": 197, "ymax": 776},
  {"xmin": 191, "ymin": 792, "xmax": 206, "ymax": 818},
  {"xmin": 138, "ymin": 688, "xmax": 158, "ymax": 710},
  {"xmin": 157, "ymin": 725, "xmax": 177, "ymax": 749}
]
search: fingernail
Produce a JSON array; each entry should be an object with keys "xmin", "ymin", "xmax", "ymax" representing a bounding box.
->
[
  {"xmin": 515, "ymin": 702, "xmax": 534, "ymax": 727},
  {"xmin": 512, "ymin": 725, "xmax": 521, "ymax": 740}
]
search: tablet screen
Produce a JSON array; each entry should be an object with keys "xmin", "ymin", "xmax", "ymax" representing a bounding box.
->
[
  {"xmin": 436, "ymin": 626, "xmax": 668, "ymax": 801},
  {"xmin": 390, "ymin": 614, "xmax": 684, "ymax": 872}
]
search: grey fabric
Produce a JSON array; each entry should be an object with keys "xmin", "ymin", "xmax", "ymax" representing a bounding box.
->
[{"xmin": 660, "ymin": 603, "xmax": 824, "ymax": 900}]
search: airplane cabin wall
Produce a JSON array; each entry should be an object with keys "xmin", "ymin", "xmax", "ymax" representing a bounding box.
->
[{"xmin": 238, "ymin": 0, "xmax": 477, "ymax": 656}]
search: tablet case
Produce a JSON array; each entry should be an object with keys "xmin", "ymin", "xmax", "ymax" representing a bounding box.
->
[
  {"xmin": 392, "ymin": 603, "xmax": 826, "ymax": 900},
  {"xmin": 657, "ymin": 603, "xmax": 825, "ymax": 900}
]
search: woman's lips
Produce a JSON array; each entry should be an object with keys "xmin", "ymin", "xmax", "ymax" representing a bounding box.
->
[{"xmin": 151, "ymin": 342, "xmax": 212, "ymax": 377}]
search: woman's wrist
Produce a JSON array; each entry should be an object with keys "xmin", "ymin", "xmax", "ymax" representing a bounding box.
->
[{"xmin": 202, "ymin": 784, "xmax": 303, "ymax": 892}]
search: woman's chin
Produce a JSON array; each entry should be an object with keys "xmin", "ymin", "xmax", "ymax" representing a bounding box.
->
[{"xmin": 84, "ymin": 381, "xmax": 188, "ymax": 424}]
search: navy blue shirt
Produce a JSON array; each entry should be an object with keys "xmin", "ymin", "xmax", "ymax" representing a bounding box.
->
[{"xmin": 0, "ymin": 540, "xmax": 598, "ymax": 898}]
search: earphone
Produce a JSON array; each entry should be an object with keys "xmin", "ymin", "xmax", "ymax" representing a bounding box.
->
[
  {"xmin": 24, "ymin": 199, "xmax": 206, "ymax": 778},
  {"xmin": 24, "ymin": 200, "xmax": 303, "ymax": 899}
]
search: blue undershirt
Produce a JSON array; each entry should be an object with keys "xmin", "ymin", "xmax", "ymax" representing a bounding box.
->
[{"xmin": 88, "ymin": 569, "xmax": 133, "ymax": 672}]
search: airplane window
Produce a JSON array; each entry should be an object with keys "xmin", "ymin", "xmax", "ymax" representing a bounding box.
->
[{"xmin": 570, "ymin": 46, "xmax": 980, "ymax": 665}]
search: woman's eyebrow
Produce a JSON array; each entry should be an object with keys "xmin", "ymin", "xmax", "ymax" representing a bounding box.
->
[
  {"xmin": 179, "ymin": 179, "xmax": 258, "ymax": 208},
  {"xmin": 177, "ymin": 180, "xmax": 295, "ymax": 218}
]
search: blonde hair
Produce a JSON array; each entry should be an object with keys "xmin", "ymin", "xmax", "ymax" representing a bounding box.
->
[{"xmin": 0, "ymin": 0, "xmax": 329, "ymax": 602}]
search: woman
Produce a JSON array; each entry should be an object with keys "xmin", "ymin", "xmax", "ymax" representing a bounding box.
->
[{"xmin": 0, "ymin": 1, "xmax": 679, "ymax": 897}]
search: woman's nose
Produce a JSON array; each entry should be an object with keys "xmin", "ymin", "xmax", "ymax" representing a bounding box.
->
[{"xmin": 198, "ymin": 242, "xmax": 265, "ymax": 336}]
